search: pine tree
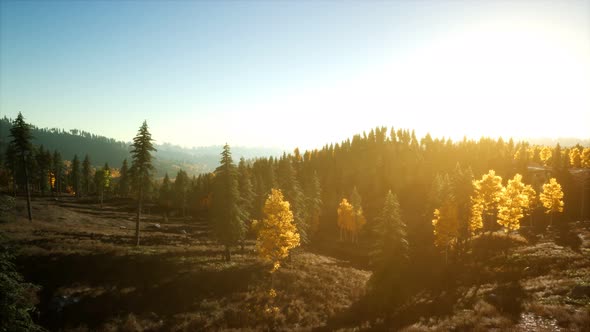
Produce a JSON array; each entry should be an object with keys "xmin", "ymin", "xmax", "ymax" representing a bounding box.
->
[
  {"xmin": 130, "ymin": 121, "xmax": 156, "ymax": 246},
  {"xmin": 52, "ymin": 150, "xmax": 63, "ymax": 195},
  {"xmin": 255, "ymin": 188, "xmax": 300, "ymax": 273},
  {"xmin": 82, "ymin": 154, "xmax": 92, "ymax": 197},
  {"xmin": 94, "ymin": 162, "xmax": 111, "ymax": 208},
  {"xmin": 211, "ymin": 144, "xmax": 246, "ymax": 261},
  {"xmin": 159, "ymin": 173, "xmax": 171, "ymax": 221},
  {"xmin": 237, "ymin": 157, "xmax": 255, "ymax": 219},
  {"xmin": 348, "ymin": 186, "xmax": 367, "ymax": 243},
  {"xmin": 451, "ymin": 164, "xmax": 474, "ymax": 242},
  {"xmin": 35, "ymin": 145, "xmax": 52, "ymax": 195},
  {"xmin": 277, "ymin": 156, "xmax": 308, "ymax": 244},
  {"xmin": 368, "ymin": 191, "xmax": 409, "ymax": 306},
  {"xmin": 173, "ymin": 169, "xmax": 189, "ymax": 217},
  {"xmin": 67, "ymin": 155, "xmax": 78, "ymax": 197},
  {"xmin": 8, "ymin": 112, "xmax": 33, "ymax": 221},
  {"xmin": 522, "ymin": 184, "xmax": 538, "ymax": 226},
  {"xmin": 540, "ymin": 178, "xmax": 564, "ymax": 225},
  {"xmin": 118, "ymin": 158, "xmax": 130, "ymax": 198},
  {"xmin": 4, "ymin": 144, "xmax": 17, "ymax": 195},
  {"xmin": 303, "ymin": 171, "xmax": 322, "ymax": 238}
]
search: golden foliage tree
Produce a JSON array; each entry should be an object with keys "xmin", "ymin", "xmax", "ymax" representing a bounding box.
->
[
  {"xmin": 540, "ymin": 178, "xmax": 564, "ymax": 224},
  {"xmin": 255, "ymin": 188, "xmax": 300, "ymax": 272},
  {"xmin": 497, "ymin": 174, "xmax": 528, "ymax": 232},
  {"xmin": 569, "ymin": 148, "xmax": 582, "ymax": 168},
  {"xmin": 580, "ymin": 147, "xmax": 590, "ymax": 168},
  {"xmin": 470, "ymin": 170, "xmax": 503, "ymax": 233},
  {"xmin": 469, "ymin": 199, "xmax": 484, "ymax": 234},
  {"xmin": 337, "ymin": 198, "xmax": 354, "ymax": 241},
  {"xmin": 337, "ymin": 198, "xmax": 366, "ymax": 243},
  {"xmin": 432, "ymin": 199, "xmax": 459, "ymax": 260},
  {"xmin": 539, "ymin": 146, "xmax": 552, "ymax": 166}
]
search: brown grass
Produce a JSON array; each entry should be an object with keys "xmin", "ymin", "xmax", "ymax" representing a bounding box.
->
[{"xmin": 2, "ymin": 195, "xmax": 590, "ymax": 331}]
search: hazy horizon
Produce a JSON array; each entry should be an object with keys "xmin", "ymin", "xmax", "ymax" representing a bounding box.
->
[{"xmin": 1, "ymin": 1, "xmax": 589, "ymax": 150}]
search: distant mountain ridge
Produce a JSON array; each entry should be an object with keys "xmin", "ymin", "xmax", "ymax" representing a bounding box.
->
[{"xmin": 0, "ymin": 117, "xmax": 282, "ymax": 177}]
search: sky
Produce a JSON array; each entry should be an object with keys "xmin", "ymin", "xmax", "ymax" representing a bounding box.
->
[{"xmin": 1, "ymin": 0, "xmax": 589, "ymax": 150}]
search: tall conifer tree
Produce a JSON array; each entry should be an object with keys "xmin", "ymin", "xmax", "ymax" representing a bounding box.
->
[
  {"xmin": 82, "ymin": 154, "xmax": 92, "ymax": 196},
  {"xmin": 71, "ymin": 154, "xmax": 81, "ymax": 197},
  {"xmin": 9, "ymin": 112, "xmax": 33, "ymax": 221},
  {"xmin": 130, "ymin": 121, "xmax": 156, "ymax": 246},
  {"xmin": 211, "ymin": 144, "xmax": 246, "ymax": 261}
]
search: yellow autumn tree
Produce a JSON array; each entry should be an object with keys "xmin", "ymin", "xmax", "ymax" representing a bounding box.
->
[
  {"xmin": 469, "ymin": 198, "xmax": 484, "ymax": 234},
  {"xmin": 432, "ymin": 199, "xmax": 459, "ymax": 261},
  {"xmin": 470, "ymin": 170, "xmax": 503, "ymax": 233},
  {"xmin": 497, "ymin": 174, "xmax": 528, "ymax": 233},
  {"xmin": 337, "ymin": 198, "xmax": 354, "ymax": 241},
  {"xmin": 582, "ymin": 148, "xmax": 590, "ymax": 168},
  {"xmin": 539, "ymin": 146, "xmax": 552, "ymax": 166},
  {"xmin": 539, "ymin": 178, "xmax": 564, "ymax": 225},
  {"xmin": 569, "ymin": 148, "xmax": 582, "ymax": 168},
  {"xmin": 255, "ymin": 188, "xmax": 300, "ymax": 272}
]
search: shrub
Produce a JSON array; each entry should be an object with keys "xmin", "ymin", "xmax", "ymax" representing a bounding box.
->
[{"xmin": 0, "ymin": 246, "xmax": 45, "ymax": 332}]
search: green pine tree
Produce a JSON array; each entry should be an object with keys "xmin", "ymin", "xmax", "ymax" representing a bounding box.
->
[
  {"xmin": 159, "ymin": 173, "xmax": 172, "ymax": 220},
  {"xmin": 130, "ymin": 121, "xmax": 156, "ymax": 246},
  {"xmin": 303, "ymin": 170, "xmax": 322, "ymax": 238},
  {"xmin": 173, "ymin": 169, "xmax": 189, "ymax": 217},
  {"xmin": 8, "ymin": 112, "xmax": 33, "ymax": 221},
  {"xmin": 71, "ymin": 154, "xmax": 81, "ymax": 197},
  {"xmin": 211, "ymin": 144, "xmax": 246, "ymax": 261},
  {"xmin": 35, "ymin": 145, "xmax": 51, "ymax": 195},
  {"xmin": 277, "ymin": 155, "xmax": 308, "ymax": 244},
  {"xmin": 52, "ymin": 150, "xmax": 63, "ymax": 195},
  {"xmin": 368, "ymin": 191, "xmax": 409, "ymax": 307},
  {"xmin": 118, "ymin": 158, "xmax": 130, "ymax": 198},
  {"xmin": 81, "ymin": 154, "xmax": 92, "ymax": 197},
  {"xmin": 237, "ymin": 157, "xmax": 255, "ymax": 219}
]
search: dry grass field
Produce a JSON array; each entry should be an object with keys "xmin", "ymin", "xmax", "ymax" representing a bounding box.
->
[{"xmin": 1, "ymin": 195, "xmax": 589, "ymax": 331}]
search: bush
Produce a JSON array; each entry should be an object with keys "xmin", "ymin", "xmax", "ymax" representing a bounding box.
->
[
  {"xmin": 0, "ymin": 246, "xmax": 45, "ymax": 332},
  {"xmin": 470, "ymin": 232, "xmax": 528, "ymax": 260}
]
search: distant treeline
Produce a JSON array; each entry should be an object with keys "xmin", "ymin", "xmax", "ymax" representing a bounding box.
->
[
  {"xmin": 0, "ymin": 117, "xmax": 281, "ymax": 176},
  {"xmin": 0, "ymin": 117, "xmax": 129, "ymax": 168}
]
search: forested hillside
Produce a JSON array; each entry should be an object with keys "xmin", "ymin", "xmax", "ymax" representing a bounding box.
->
[{"xmin": 0, "ymin": 117, "xmax": 281, "ymax": 176}]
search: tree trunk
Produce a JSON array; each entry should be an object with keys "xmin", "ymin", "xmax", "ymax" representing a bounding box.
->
[
  {"xmin": 100, "ymin": 190, "xmax": 104, "ymax": 209},
  {"xmin": 136, "ymin": 186, "xmax": 143, "ymax": 246},
  {"xmin": 23, "ymin": 155, "xmax": 33, "ymax": 222}
]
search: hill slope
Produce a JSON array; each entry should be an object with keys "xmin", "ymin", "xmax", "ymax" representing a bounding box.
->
[{"xmin": 0, "ymin": 117, "xmax": 281, "ymax": 176}]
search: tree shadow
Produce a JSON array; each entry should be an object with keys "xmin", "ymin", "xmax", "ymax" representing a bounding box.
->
[
  {"xmin": 484, "ymin": 281, "xmax": 527, "ymax": 320},
  {"xmin": 16, "ymin": 252, "xmax": 266, "ymax": 330}
]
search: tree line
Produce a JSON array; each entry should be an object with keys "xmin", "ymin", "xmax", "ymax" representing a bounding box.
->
[{"xmin": 4, "ymin": 115, "xmax": 590, "ymax": 259}]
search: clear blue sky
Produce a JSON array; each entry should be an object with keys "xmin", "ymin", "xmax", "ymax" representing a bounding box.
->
[{"xmin": 1, "ymin": 1, "xmax": 589, "ymax": 150}]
